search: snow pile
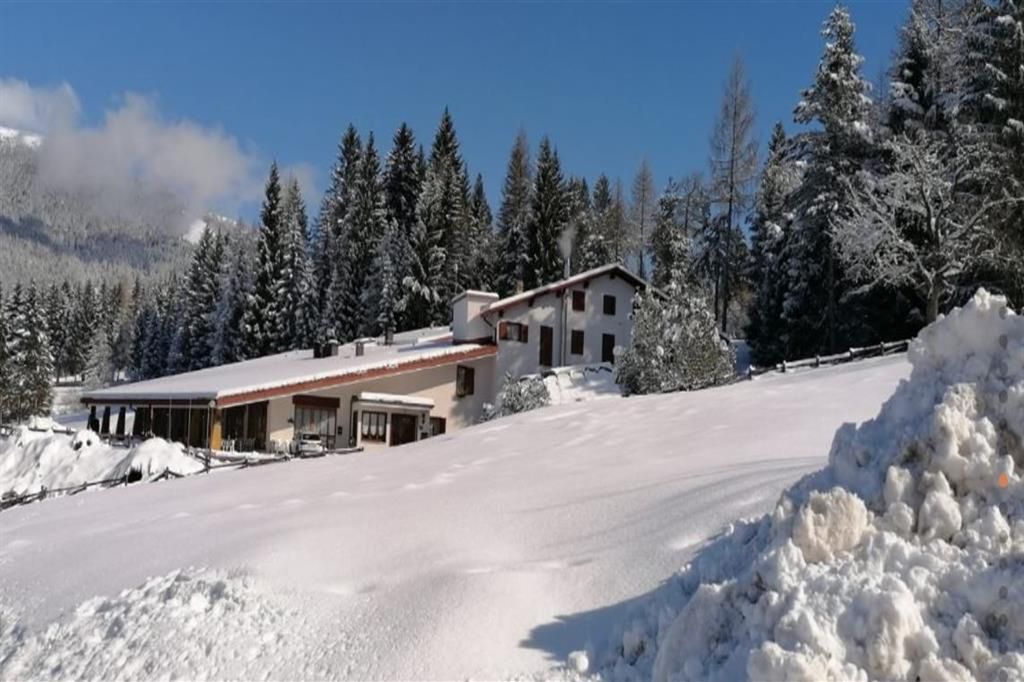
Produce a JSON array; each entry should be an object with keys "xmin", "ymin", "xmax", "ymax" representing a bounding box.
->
[
  {"xmin": 583, "ymin": 289, "xmax": 1024, "ymax": 682},
  {"xmin": 0, "ymin": 430, "xmax": 203, "ymax": 496},
  {"xmin": 542, "ymin": 364, "xmax": 622, "ymax": 405},
  {"xmin": 114, "ymin": 437, "xmax": 205, "ymax": 480},
  {"xmin": 0, "ymin": 569, "xmax": 305, "ymax": 681}
]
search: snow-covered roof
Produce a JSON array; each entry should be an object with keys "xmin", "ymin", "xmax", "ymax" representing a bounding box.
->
[
  {"xmin": 82, "ymin": 327, "xmax": 495, "ymax": 406},
  {"xmin": 481, "ymin": 263, "xmax": 650, "ymax": 316},
  {"xmin": 356, "ymin": 392, "xmax": 435, "ymax": 409}
]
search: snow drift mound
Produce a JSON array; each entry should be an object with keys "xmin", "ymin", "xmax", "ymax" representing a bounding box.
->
[
  {"xmin": 0, "ymin": 430, "xmax": 203, "ymax": 497},
  {"xmin": 585, "ymin": 289, "xmax": 1024, "ymax": 682},
  {"xmin": 0, "ymin": 568, "xmax": 302, "ymax": 681}
]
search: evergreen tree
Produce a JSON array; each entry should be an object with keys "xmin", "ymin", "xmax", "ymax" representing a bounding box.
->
[
  {"xmin": 346, "ymin": 133, "xmax": 388, "ymax": 338},
  {"xmin": 280, "ymin": 177, "xmax": 314, "ymax": 349},
  {"xmin": 245, "ymin": 162, "xmax": 286, "ymax": 357},
  {"xmin": 370, "ymin": 219, "xmax": 401, "ymax": 340},
  {"xmin": 782, "ymin": 5, "xmax": 875, "ymax": 356},
  {"xmin": 418, "ymin": 109, "xmax": 470, "ymax": 322},
  {"xmin": 0, "ymin": 283, "xmax": 8, "ymax": 422},
  {"xmin": 314, "ymin": 126, "xmax": 362, "ymax": 341},
  {"xmin": 213, "ymin": 240, "xmax": 252, "ymax": 366},
  {"xmin": 467, "ymin": 173, "xmax": 496, "ymax": 291},
  {"xmin": 747, "ymin": 123, "xmax": 802, "ymax": 365},
  {"xmin": 6, "ymin": 284, "xmax": 54, "ymax": 419},
  {"xmin": 496, "ymin": 130, "xmax": 532, "ymax": 295},
  {"xmin": 651, "ymin": 180, "xmax": 683, "ymax": 289},
  {"xmin": 527, "ymin": 136, "xmax": 567, "ymax": 288},
  {"xmin": 175, "ymin": 225, "xmax": 224, "ymax": 371},
  {"xmin": 384, "ymin": 123, "xmax": 422, "ymax": 329},
  {"xmin": 616, "ymin": 262, "xmax": 733, "ymax": 396},
  {"xmin": 568, "ymin": 177, "xmax": 601, "ymax": 274}
]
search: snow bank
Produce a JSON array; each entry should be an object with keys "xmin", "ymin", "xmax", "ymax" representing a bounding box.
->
[
  {"xmin": 583, "ymin": 289, "xmax": 1024, "ymax": 681},
  {"xmin": 0, "ymin": 430, "xmax": 203, "ymax": 497},
  {"xmin": 542, "ymin": 364, "xmax": 622, "ymax": 405},
  {"xmin": 0, "ymin": 569, "xmax": 304, "ymax": 681}
]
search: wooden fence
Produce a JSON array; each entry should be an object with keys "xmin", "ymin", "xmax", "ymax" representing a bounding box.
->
[{"xmin": 745, "ymin": 339, "xmax": 911, "ymax": 379}]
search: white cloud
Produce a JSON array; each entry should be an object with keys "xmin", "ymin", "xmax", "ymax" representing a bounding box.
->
[
  {"xmin": 0, "ymin": 79, "xmax": 80, "ymax": 133},
  {"xmin": 0, "ymin": 78, "xmax": 313, "ymax": 232}
]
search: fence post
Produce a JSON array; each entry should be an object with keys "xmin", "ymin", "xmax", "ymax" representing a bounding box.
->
[
  {"xmin": 747, "ymin": 366, "xmax": 753, "ymax": 381},
  {"xmin": 878, "ymin": 342, "xmax": 885, "ymax": 356},
  {"xmin": 781, "ymin": 360, "xmax": 788, "ymax": 373},
  {"xmin": 815, "ymin": 355, "xmax": 821, "ymax": 368},
  {"xmin": 848, "ymin": 349, "xmax": 855, "ymax": 361}
]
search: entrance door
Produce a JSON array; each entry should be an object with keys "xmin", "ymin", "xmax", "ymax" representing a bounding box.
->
[
  {"xmin": 539, "ymin": 325, "xmax": 554, "ymax": 367},
  {"xmin": 390, "ymin": 413, "xmax": 418, "ymax": 446}
]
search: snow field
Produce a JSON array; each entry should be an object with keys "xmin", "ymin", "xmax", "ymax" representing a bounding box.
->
[
  {"xmin": 579, "ymin": 290, "xmax": 1024, "ymax": 681},
  {"xmin": 0, "ymin": 352, "xmax": 909, "ymax": 679}
]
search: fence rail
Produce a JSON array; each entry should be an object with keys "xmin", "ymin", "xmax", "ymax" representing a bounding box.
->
[{"xmin": 746, "ymin": 339, "xmax": 911, "ymax": 379}]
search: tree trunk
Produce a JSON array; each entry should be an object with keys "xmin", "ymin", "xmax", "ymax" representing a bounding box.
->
[{"xmin": 926, "ymin": 283, "xmax": 940, "ymax": 324}]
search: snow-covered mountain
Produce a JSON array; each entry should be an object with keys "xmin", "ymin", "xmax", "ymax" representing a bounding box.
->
[
  {"xmin": 0, "ymin": 126, "xmax": 192, "ymax": 286},
  {"xmin": 0, "ymin": 353, "xmax": 909, "ymax": 679}
]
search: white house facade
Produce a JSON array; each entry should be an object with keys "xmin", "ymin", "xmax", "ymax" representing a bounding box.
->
[{"xmin": 80, "ymin": 264, "xmax": 651, "ymax": 452}]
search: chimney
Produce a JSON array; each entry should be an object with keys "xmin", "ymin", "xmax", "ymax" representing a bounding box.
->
[
  {"xmin": 355, "ymin": 340, "xmax": 365, "ymax": 357},
  {"xmin": 515, "ymin": 279, "xmax": 524, "ymax": 294},
  {"xmin": 451, "ymin": 290, "xmax": 499, "ymax": 343},
  {"xmin": 384, "ymin": 328, "xmax": 394, "ymax": 346},
  {"xmin": 328, "ymin": 340, "xmax": 340, "ymax": 357}
]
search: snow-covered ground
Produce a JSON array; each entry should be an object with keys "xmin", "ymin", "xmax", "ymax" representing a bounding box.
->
[{"xmin": 0, "ymin": 351, "xmax": 907, "ymax": 679}]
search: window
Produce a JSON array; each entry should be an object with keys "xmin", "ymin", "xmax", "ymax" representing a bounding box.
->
[
  {"xmin": 429, "ymin": 417, "xmax": 447, "ymax": 437},
  {"xmin": 361, "ymin": 411, "xmax": 387, "ymax": 442},
  {"xmin": 456, "ymin": 365, "xmax": 475, "ymax": 397},
  {"xmin": 294, "ymin": 405, "xmax": 337, "ymax": 447},
  {"xmin": 602, "ymin": 333, "xmax": 616, "ymax": 363},
  {"xmin": 539, "ymin": 325, "xmax": 554, "ymax": 366},
  {"xmin": 571, "ymin": 330, "xmax": 584, "ymax": 355},
  {"xmin": 499, "ymin": 321, "xmax": 528, "ymax": 342},
  {"xmin": 571, "ymin": 290, "xmax": 585, "ymax": 312},
  {"xmin": 603, "ymin": 294, "xmax": 617, "ymax": 316}
]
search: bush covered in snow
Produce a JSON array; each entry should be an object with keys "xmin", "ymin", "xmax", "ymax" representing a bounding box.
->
[
  {"xmin": 584, "ymin": 289, "xmax": 1024, "ymax": 681},
  {"xmin": 616, "ymin": 281, "xmax": 734, "ymax": 396},
  {"xmin": 482, "ymin": 372, "xmax": 551, "ymax": 421}
]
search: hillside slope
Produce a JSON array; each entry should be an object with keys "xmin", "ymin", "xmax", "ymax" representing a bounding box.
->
[{"xmin": 0, "ymin": 355, "xmax": 908, "ymax": 680}]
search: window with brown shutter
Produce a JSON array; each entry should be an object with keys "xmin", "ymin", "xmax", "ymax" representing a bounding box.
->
[
  {"xmin": 571, "ymin": 290, "xmax": 585, "ymax": 311},
  {"xmin": 501, "ymin": 321, "xmax": 527, "ymax": 342},
  {"xmin": 571, "ymin": 330, "xmax": 584, "ymax": 355},
  {"xmin": 456, "ymin": 365, "xmax": 475, "ymax": 397}
]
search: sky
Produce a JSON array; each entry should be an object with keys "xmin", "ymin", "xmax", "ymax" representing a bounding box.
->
[{"xmin": 0, "ymin": 1, "xmax": 910, "ymax": 224}]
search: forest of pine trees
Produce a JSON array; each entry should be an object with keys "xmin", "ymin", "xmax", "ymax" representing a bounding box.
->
[{"xmin": 1, "ymin": 1, "xmax": 1022, "ymax": 414}]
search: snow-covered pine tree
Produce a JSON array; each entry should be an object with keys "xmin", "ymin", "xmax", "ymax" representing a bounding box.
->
[
  {"xmin": 526, "ymin": 137, "xmax": 567, "ymax": 288},
  {"xmin": 606, "ymin": 179, "xmax": 631, "ymax": 265},
  {"xmin": 418, "ymin": 109, "xmax": 470, "ymax": 323},
  {"xmin": 0, "ymin": 283, "xmax": 8, "ymax": 422},
  {"xmin": 747, "ymin": 123, "xmax": 802, "ymax": 365},
  {"xmin": 708, "ymin": 55, "xmax": 758, "ymax": 334},
  {"xmin": 567, "ymin": 176, "xmax": 598, "ymax": 274},
  {"xmin": 616, "ymin": 261, "xmax": 733, "ymax": 396},
  {"xmin": 83, "ymin": 321, "xmax": 114, "ymax": 389},
  {"xmin": 629, "ymin": 159, "xmax": 657, "ymax": 279},
  {"xmin": 782, "ymin": 5, "xmax": 875, "ymax": 356},
  {"xmin": 212, "ymin": 238, "xmax": 253, "ymax": 366},
  {"xmin": 279, "ymin": 177, "xmax": 314, "ymax": 349},
  {"xmin": 384, "ymin": 123, "xmax": 422, "ymax": 330},
  {"xmin": 173, "ymin": 225, "xmax": 224, "ymax": 372},
  {"xmin": 346, "ymin": 133, "xmax": 388, "ymax": 338},
  {"xmin": 370, "ymin": 218, "xmax": 401, "ymax": 341},
  {"xmin": 313, "ymin": 126, "xmax": 362, "ymax": 341},
  {"xmin": 496, "ymin": 130, "xmax": 532, "ymax": 296},
  {"xmin": 467, "ymin": 173, "xmax": 496, "ymax": 291},
  {"xmin": 244, "ymin": 162, "xmax": 287, "ymax": 358},
  {"xmin": 651, "ymin": 180, "xmax": 683, "ymax": 289},
  {"xmin": 6, "ymin": 283, "xmax": 54, "ymax": 420}
]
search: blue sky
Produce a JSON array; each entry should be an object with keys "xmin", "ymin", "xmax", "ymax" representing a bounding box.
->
[{"xmin": 0, "ymin": 1, "xmax": 909, "ymax": 219}]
